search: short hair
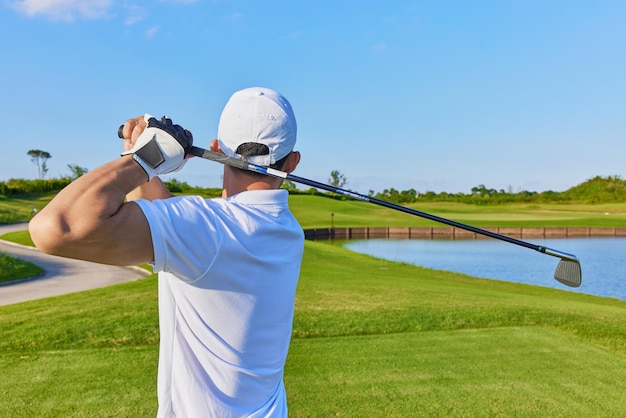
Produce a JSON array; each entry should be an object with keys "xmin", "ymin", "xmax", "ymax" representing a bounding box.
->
[{"xmin": 235, "ymin": 143, "xmax": 290, "ymax": 172}]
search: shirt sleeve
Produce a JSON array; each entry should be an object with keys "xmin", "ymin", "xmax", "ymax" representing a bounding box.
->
[{"xmin": 133, "ymin": 196, "xmax": 221, "ymax": 282}]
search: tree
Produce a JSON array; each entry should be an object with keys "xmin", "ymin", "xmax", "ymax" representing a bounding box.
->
[
  {"xmin": 281, "ymin": 179, "xmax": 297, "ymax": 191},
  {"xmin": 27, "ymin": 149, "xmax": 51, "ymax": 179},
  {"xmin": 67, "ymin": 164, "xmax": 89, "ymax": 180},
  {"xmin": 328, "ymin": 170, "xmax": 347, "ymax": 188}
]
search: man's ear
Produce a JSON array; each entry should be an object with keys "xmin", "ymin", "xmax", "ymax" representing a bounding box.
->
[
  {"xmin": 210, "ymin": 139, "xmax": 223, "ymax": 153},
  {"xmin": 282, "ymin": 151, "xmax": 301, "ymax": 174}
]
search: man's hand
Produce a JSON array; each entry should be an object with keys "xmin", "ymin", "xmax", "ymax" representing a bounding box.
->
[{"xmin": 121, "ymin": 114, "xmax": 193, "ymax": 180}]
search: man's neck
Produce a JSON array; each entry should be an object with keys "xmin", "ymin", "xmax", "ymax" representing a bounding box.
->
[{"xmin": 221, "ymin": 167, "xmax": 283, "ymax": 198}]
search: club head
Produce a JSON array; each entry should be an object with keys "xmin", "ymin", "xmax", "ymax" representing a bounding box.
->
[{"xmin": 554, "ymin": 259, "xmax": 582, "ymax": 288}]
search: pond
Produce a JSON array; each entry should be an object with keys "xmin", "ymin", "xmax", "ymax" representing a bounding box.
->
[{"xmin": 343, "ymin": 237, "xmax": 626, "ymax": 300}]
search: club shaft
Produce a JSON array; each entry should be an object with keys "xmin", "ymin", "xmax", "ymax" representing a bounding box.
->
[
  {"xmin": 289, "ymin": 174, "xmax": 551, "ymax": 254},
  {"xmin": 190, "ymin": 146, "xmax": 575, "ymax": 261}
]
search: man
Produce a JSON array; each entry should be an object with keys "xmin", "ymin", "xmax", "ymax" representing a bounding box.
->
[{"xmin": 29, "ymin": 87, "xmax": 305, "ymax": 417}]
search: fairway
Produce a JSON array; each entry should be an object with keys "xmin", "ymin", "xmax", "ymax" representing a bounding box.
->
[
  {"xmin": 1, "ymin": 347, "xmax": 158, "ymax": 417},
  {"xmin": 288, "ymin": 195, "xmax": 626, "ymax": 229},
  {"xmin": 286, "ymin": 327, "xmax": 626, "ymax": 417},
  {"xmin": 2, "ymin": 197, "xmax": 626, "ymax": 416}
]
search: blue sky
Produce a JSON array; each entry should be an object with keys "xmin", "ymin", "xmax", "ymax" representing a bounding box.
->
[{"xmin": 1, "ymin": 0, "xmax": 624, "ymax": 194}]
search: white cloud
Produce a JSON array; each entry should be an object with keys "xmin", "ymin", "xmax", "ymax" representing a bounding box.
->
[
  {"xmin": 145, "ymin": 25, "xmax": 160, "ymax": 38},
  {"xmin": 124, "ymin": 4, "xmax": 145, "ymax": 26},
  {"xmin": 11, "ymin": 0, "xmax": 113, "ymax": 21}
]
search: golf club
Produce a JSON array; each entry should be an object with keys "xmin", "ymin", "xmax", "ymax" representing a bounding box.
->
[{"xmin": 118, "ymin": 125, "xmax": 582, "ymax": 288}]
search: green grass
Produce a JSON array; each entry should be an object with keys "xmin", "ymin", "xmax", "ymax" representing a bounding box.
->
[
  {"xmin": 289, "ymin": 194, "xmax": 626, "ymax": 229},
  {"xmin": 0, "ymin": 253, "xmax": 41, "ymax": 283},
  {"xmin": 2, "ymin": 242, "xmax": 626, "ymax": 416},
  {"xmin": 2, "ymin": 347, "xmax": 157, "ymax": 417},
  {"xmin": 0, "ymin": 193, "xmax": 53, "ymax": 224},
  {"xmin": 286, "ymin": 328, "xmax": 626, "ymax": 417},
  {"xmin": 2, "ymin": 194, "xmax": 626, "ymax": 416},
  {"xmin": 3, "ymin": 191, "xmax": 626, "ymax": 228},
  {"xmin": 0, "ymin": 231, "xmax": 39, "ymax": 283},
  {"xmin": 0, "ymin": 230, "xmax": 34, "ymax": 246}
]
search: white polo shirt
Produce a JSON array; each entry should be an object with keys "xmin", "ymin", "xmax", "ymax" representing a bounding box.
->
[{"xmin": 135, "ymin": 189, "xmax": 304, "ymax": 417}]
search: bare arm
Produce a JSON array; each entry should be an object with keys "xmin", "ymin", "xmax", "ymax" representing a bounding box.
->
[
  {"xmin": 126, "ymin": 176, "xmax": 173, "ymax": 201},
  {"xmin": 30, "ymin": 114, "xmax": 193, "ymax": 266},
  {"xmin": 29, "ymin": 156, "xmax": 154, "ymax": 266}
]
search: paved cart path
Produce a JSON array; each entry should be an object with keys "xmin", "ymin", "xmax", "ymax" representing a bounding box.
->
[{"xmin": 0, "ymin": 223, "xmax": 150, "ymax": 306}]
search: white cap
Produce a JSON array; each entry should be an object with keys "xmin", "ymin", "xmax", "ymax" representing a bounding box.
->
[{"xmin": 217, "ymin": 87, "xmax": 297, "ymax": 166}]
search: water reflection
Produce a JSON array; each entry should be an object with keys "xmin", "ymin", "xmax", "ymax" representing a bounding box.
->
[{"xmin": 342, "ymin": 237, "xmax": 626, "ymax": 300}]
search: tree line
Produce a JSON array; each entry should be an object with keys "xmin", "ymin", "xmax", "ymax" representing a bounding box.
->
[
  {"xmin": 368, "ymin": 176, "xmax": 626, "ymax": 204},
  {"xmin": 3, "ymin": 175, "xmax": 626, "ymax": 205},
  {"xmin": 5, "ymin": 151, "xmax": 626, "ymax": 204}
]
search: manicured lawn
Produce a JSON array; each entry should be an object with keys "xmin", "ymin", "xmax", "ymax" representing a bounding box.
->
[
  {"xmin": 286, "ymin": 328, "xmax": 626, "ymax": 417},
  {"xmin": 2, "ymin": 194, "xmax": 626, "ymax": 415},
  {"xmin": 0, "ymin": 253, "xmax": 41, "ymax": 283},
  {"xmin": 1, "ymin": 241, "xmax": 626, "ymax": 416},
  {"xmin": 288, "ymin": 194, "xmax": 626, "ymax": 229},
  {"xmin": 0, "ymin": 194, "xmax": 51, "ymax": 224},
  {"xmin": 0, "ymin": 230, "xmax": 34, "ymax": 246}
]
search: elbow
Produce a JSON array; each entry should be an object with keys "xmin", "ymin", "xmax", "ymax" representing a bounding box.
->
[{"xmin": 29, "ymin": 212, "xmax": 70, "ymax": 256}]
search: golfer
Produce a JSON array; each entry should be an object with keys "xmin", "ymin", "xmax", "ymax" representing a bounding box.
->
[{"xmin": 29, "ymin": 87, "xmax": 305, "ymax": 417}]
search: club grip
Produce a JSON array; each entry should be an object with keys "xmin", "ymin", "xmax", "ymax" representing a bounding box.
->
[{"xmin": 117, "ymin": 125, "xmax": 124, "ymax": 139}]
